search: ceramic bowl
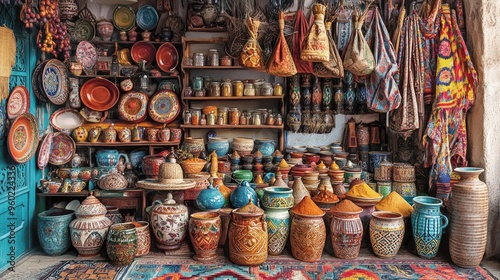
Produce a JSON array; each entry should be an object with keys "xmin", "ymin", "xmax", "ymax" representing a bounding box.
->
[{"xmin": 232, "ymin": 170, "xmax": 253, "ymax": 182}]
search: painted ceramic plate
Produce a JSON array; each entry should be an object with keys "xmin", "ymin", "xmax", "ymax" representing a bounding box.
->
[
  {"xmin": 37, "ymin": 132, "xmax": 53, "ymax": 170},
  {"xmin": 80, "ymin": 77, "xmax": 120, "ymax": 111},
  {"xmin": 131, "ymin": 41, "xmax": 156, "ymax": 65},
  {"xmin": 80, "ymin": 107, "xmax": 108, "ymax": 123},
  {"xmin": 50, "ymin": 108, "xmax": 85, "ymax": 131},
  {"xmin": 43, "ymin": 59, "xmax": 69, "ymax": 105},
  {"xmin": 156, "ymin": 42, "xmax": 178, "ymax": 72},
  {"xmin": 32, "ymin": 60, "xmax": 48, "ymax": 102},
  {"xmin": 76, "ymin": 41, "xmax": 98, "ymax": 69},
  {"xmin": 113, "ymin": 5, "xmax": 135, "ymax": 31},
  {"xmin": 72, "ymin": 18, "xmax": 96, "ymax": 42},
  {"xmin": 7, "ymin": 85, "xmax": 30, "ymax": 119},
  {"xmin": 49, "ymin": 132, "xmax": 76, "ymax": 165},
  {"xmin": 7, "ymin": 113, "xmax": 40, "ymax": 164},
  {"xmin": 117, "ymin": 91, "xmax": 149, "ymax": 123},
  {"xmin": 147, "ymin": 89, "xmax": 180, "ymax": 123},
  {"xmin": 136, "ymin": 4, "xmax": 158, "ymax": 31}
]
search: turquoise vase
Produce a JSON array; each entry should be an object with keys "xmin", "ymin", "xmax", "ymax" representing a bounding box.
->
[
  {"xmin": 230, "ymin": 180, "xmax": 258, "ymax": 208},
  {"xmin": 261, "ymin": 186, "xmax": 293, "ymax": 255},
  {"xmin": 37, "ymin": 208, "xmax": 74, "ymax": 256},
  {"xmin": 411, "ymin": 196, "xmax": 449, "ymax": 258},
  {"xmin": 196, "ymin": 182, "xmax": 225, "ymax": 211}
]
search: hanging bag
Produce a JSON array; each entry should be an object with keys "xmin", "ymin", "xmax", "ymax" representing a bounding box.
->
[
  {"xmin": 292, "ymin": 0, "xmax": 313, "ymax": 73},
  {"xmin": 313, "ymin": 18, "xmax": 344, "ymax": 78},
  {"xmin": 301, "ymin": 3, "xmax": 330, "ymax": 62},
  {"xmin": 267, "ymin": 11, "xmax": 297, "ymax": 77},
  {"xmin": 342, "ymin": 8, "xmax": 375, "ymax": 76},
  {"xmin": 239, "ymin": 17, "xmax": 265, "ymax": 71}
]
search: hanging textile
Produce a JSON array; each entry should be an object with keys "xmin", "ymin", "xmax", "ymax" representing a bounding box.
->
[
  {"xmin": 292, "ymin": 0, "xmax": 313, "ymax": 73},
  {"xmin": 363, "ymin": 6, "xmax": 400, "ymax": 112},
  {"xmin": 391, "ymin": 1, "xmax": 406, "ymax": 55},
  {"xmin": 422, "ymin": 4, "xmax": 477, "ymax": 188},
  {"xmin": 313, "ymin": 19, "xmax": 344, "ymax": 78},
  {"xmin": 335, "ymin": 4, "xmax": 353, "ymax": 53},
  {"xmin": 0, "ymin": 26, "xmax": 16, "ymax": 100},
  {"xmin": 343, "ymin": 8, "xmax": 375, "ymax": 77},
  {"xmin": 267, "ymin": 11, "xmax": 297, "ymax": 77},
  {"xmin": 301, "ymin": 3, "xmax": 329, "ymax": 62},
  {"xmin": 239, "ymin": 17, "xmax": 265, "ymax": 71},
  {"xmin": 390, "ymin": 14, "xmax": 424, "ymax": 137},
  {"xmin": 419, "ymin": 0, "xmax": 441, "ymax": 105}
]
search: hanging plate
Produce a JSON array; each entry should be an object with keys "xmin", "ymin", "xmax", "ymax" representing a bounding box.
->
[
  {"xmin": 136, "ymin": 4, "xmax": 159, "ymax": 31},
  {"xmin": 76, "ymin": 41, "xmax": 98, "ymax": 69},
  {"xmin": 42, "ymin": 59, "xmax": 69, "ymax": 105},
  {"xmin": 147, "ymin": 89, "xmax": 180, "ymax": 123},
  {"xmin": 156, "ymin": 42, "xmax": 179, "ymax": 72},
  {"xmin": 80, "ymin": 77, "xmax": 120, "ymax": 111},
  {"xmin": 37, "ymin": 132, "xmax": 54, "ymax": 170},
  {"xmin": 131, "ymin": 41, "xmax": 156, "ymax": 65},
  {"xmin": 117, "ymin": 91, "xmax": 149, "ymax": 123},
  {"xmin": 49, "ymin": 132, "xmax": 76, "ymax": 166},
  {"xmin": 50, "ymin": 108, "xmax": 85, "ymax": 132},
  {"xmin": 7, "ymin": 113, "xmax": 40, "ymax": 164},
  {"xmin": 113, "ymin": 5, "xmax": 136, "ymax": 31},
  {"xmin": 7, "ymin": 85, "xmax": 30, "ymax": 119},
  {"xmin": 72, "ymin": 18, "xmax": 96, "ymax": 42},
  {"xmin": 32, "ymin": 60, "xmax": 49, "ymax": 102}
]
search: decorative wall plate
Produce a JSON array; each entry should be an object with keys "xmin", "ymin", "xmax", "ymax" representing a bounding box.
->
[
  {"xmin": 136, "ymin": 4, "xmax": 158, "ymax": 31},
  {"xmin": 37, "ymin": 132, "xmax": 53, "ymax": 169},
  {"xmin": 80, "ymin": 77, "xmax": 120, "ymax": 111},
  {"xmin": 80, "ymin": 107, "xmax": 108, "ymax": 123},
  {"xmin": 131, "ymin": 41, "xmax": 156, "ymax": 65},
  {"xmin": 7, "ymin": 113, "xmax": 40, "ymax": 164},
  {"xmin": 50, "ymin": 108, "xmax": 85, "ymax": 131},
  {"xmin": 7, "ymin": 85, "xmax": 30, "ymax": 119},
  {"xmin": 147, "ymin": 90, "xmax": 180, "ymax": 123},
  {"xmin": 32, "ymin": 61, "xmax": 49, "ymax": 102},
  {"xmin": 43, "ymin": 59, "xmax": 69, "ymax": 105},
  {"xmin": 76, "ymin": 41, "xmax": 98, "ymax": 69},
  {"xmin": 49, "ymin": 132, "xmax": 76, "ymax": 166},
  {"xmin": 73, "ymin": 18, "xmax": 96, "ymax": 42},
  {"xmin": 113, "ymin": 5, "xmax": 135, "ymax": 31},
  {"xmin": 156, "ymin": 42, "xmax": 178, "ymax": 72},
  {"xmin": 117, "ymin": 91, "xmax": 149, "ymax": 123}
]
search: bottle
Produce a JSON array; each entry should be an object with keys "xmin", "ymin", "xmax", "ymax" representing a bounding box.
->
[
  {"xmin": 110, "ymin": 42, "xmax": 119, "ymax": 77},
  {"xmin": 134, "ymin": 60, "xmax": 150, "ymax": 92}
]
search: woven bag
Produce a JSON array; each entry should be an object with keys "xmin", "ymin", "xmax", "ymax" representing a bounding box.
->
[
  {"xmin": 267, "ymin": 11, "xmax": 297, "ymax": 77},
  {"xmin": 300, "ymin": 3, "xmax": 329, "ymax": 62},
  {"xmin": 313, "ymin": 19, "xmax": 344, "ymax": 78},
  {"xmin": 239, "ymin": 17, "xmax": 265, "ymax": 71},
  {"xmin": 342, "ymin": 10, "xmax": 375, "ymax": 76}
]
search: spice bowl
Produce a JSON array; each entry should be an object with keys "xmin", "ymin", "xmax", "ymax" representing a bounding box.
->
[{"xmin": 345, "ymin": 194, "xmax": 383, "ymax": 207}]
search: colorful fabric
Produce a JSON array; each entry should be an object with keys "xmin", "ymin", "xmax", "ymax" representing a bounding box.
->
[
  {"xmin": 335, "ymin": 5, "xmax": 353, "ymax": 53},
  {"xmin": 292, "ymin": 0, "xmax": 313, "ymax": 73},
  {"xmin": 422, "ymin": 4, "xmax": 478, "ymax": 185},
  {"xmin": 343, "ymin": 9, "xmax": 376, "ymax": 77}
]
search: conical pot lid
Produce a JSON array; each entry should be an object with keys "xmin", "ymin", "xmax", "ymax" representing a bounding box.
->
[{"xmin": 75, "ymin": 193, "xmax": 107, "ymax": 217}]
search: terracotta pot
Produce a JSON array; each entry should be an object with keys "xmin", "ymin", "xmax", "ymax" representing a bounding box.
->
[
  {"xmin": 189, "ymin": 212, "xmax": 221, "ymax": 262},
  {"xmin": 290, "ymin": 212, "xmax": 326, "ymax": 262},
  {"xmin": 134, "ymin": 221, "xmax": 151, "ymax": 256},
  {"xmin": 369, "ymin": 211, "xmax": 405, "ymax": 258},
  {"xmin": 106, "ymin": 223, "xmax": 137, "ymax": 266},
  {"xmin": 330, "ymin": 209, "xmax": 363, "ymax": 259}
]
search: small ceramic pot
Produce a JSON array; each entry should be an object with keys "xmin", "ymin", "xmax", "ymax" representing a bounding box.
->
[
  {"xmin": 170, "ymin": 128, "xmax": 182, "ymax": 142},
  {"xmin": 146, "ymin": 128, "xmax": 159, "ymax": 142},
  {"xmin": 70, "ymin": 179, "xmax": 86, "ymax": 192},
  {"xmin": 70, "ymin": 62, "xmax": 83, "ymax": 76},
  {"xmin": 120, "ymin": 79, "xmax": 134, "ymax": 92},
  {"xmin": 158, "ymin": 127, "xmax": 171, "ymax": 142}
]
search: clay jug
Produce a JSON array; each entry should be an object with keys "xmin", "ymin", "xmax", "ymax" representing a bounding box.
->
[
  {"xmin": 106, "ymin": 223, "xmax": 137, "ymax": 266},
  {"xmin": 411, "ymin": 196, "xmax": 448, "ymax": 258}
]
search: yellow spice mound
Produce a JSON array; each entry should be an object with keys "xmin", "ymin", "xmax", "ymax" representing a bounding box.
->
[
  {"xmin": 278, "ymin": 159, "xmax": 290, "ymax": 168},
  {"xmin": 346, "ymin": 182, "xmax": 381, "ymax": 198},
  {"xmin": 375, "ymin": 191, "xmax": 413, "ymax": 218}
]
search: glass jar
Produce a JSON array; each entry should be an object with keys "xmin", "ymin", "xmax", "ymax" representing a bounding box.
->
[
  {"xmin": 253, "ymin": 79, "xmax": 265, "ymax": 96},
  {"xmin": 233, "ymin": 80, "xmax": 244, "ymax": 96},
  {"xmin": 229, "ymin": 108, "xmax": 240, "ymax": 125},
  {"xmin": 218, "ymin": 107, "xmax": 229, "ymax": 124},
  {"xmin": 210, "ymin": 81, "xmax": 221, "ymax": 97},
  {"xmin": 251, "ymin": 111, "xmax": 262, "ymax": 126},
  {"xmin": 222, "ymin": 79, "xmax": 232, "ymax": 97},
  {"xmin": 274, "ymin": 83, "xmax": 283, "ymax": 96},
  {"xmin": 207, "ymin": 49, "xmax": 219, "ymax": 66},
  {"xmin": 183, "ymin": 86, "xmax": 193, "ymax": 97},
  {"xmin": 266, "ymin": 113, "xmax": 275, "ymax": 125},
  {"xmin": 192, "ymin": 76, "xmax": 203, "ymax": 91},
  {"xmin": 243, "ymin": 83, "xmax": 255, "ymax": 96},
  {"xmin": 183, "ymin": 110, "xmax": 192, "ymax": 124},
  {"xmin": 200, "ymin": 114, "xmax": 207, "ymax": 125},
  {"xmin": 204, "ymin": 76, "xmax": 212, "ymax": 95},
  {"xmin": 207, "ymin": 112, "xmax": 216, "ymax": 125},
  {"xmin": 191, "ymin": 108, "xmax": 202, "ymax": 125},
  {"xmin": 240, "ymin": 112, "xmax": 247, "ymax": 125},
  {"xmin": 261, "ymin": 83, "xmax": 273, "ymax": 96},
  {"xmin": 193, "ymin": 52, "xmax": 205, "ymax": 66}
]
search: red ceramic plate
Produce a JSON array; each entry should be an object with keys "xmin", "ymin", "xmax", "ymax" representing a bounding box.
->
[
  {"xmin": 156, "ymin": 42, "xmax": 178, "ymax": 72},
  {"xmin": 147, "ymin": 89, "xmax": 180, "ymax": 123},
  {"xmin": 8, "ymin": 113, "xmax": 40, "ymax": 164},
  {"xmin": 7, "ymin": 85, "xmax": 30, "ymax": 119},
  {"xmin": 37, "ymin": 132, "xmax": 53, "ymax": 169},
  {"xmin": 131, "ymin": 41, "xmax": 156, "ymax": 65},
  {"xmin": 80, "ymin": 77, "xmax": 120, "ymax": 111},
  {"xmin": 49, "ymin": 132, "xmax": 76, "ymax": 165},
  {"xmin": 117, "ymin": 91, "xmax": 149, "ymax": 123}
]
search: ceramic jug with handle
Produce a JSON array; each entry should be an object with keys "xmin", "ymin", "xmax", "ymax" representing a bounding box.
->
[{"xmin": 95, "ymin": 149, "xmax": 130, "ymax": 167}]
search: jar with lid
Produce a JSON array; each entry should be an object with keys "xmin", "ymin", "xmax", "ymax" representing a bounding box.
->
[
  {"xmin": 275, "ymin": 114, "xmax": 283, "ymax": 125},
  {"xmin": 222, "ymin": 79, "xmax": 232, "ymax": 96},
  {"xmin": 207, "ymin": 49, "xmax": 219, "ymax": 66},
  {"xmin": 204, "ymin": 76, "xmax": 212, "ymax": 95},
  {"xmin": 207, "ymin": 112, "xmax": 216, "ymax": 125},
  {"xmin": 233, "ymin": 80, "xmax": 244, "ymax": 96},
  {"xmin": 261, "ymin": 83, "xmax": 273, "ymax": 96},
  {"xmin": 266, "ymin": 113, "xmax": 275, "ymax": 125},
  {"xmin": 193, "ymin": 52, "xmax": 205, "ymax": 66},
  {"xmin": 183, "ymin": 109, "xmax": 192, "ymax": 124},
  {"xmin": 183, "ymin": 86, "xmax": 193, "ymax": 97},
  {"xmin": 251, "ymin": 111, "xmax": 262, "ymax": 126},
  {"xmin": 239, "ymin": 112, "xmax": 247, "ymax": 125},
  {"xmin": 200, "ymin": 114, "xmax": 207, "ymax": 125},
  {"xmin": 253, "ymin": 79, "xmax": 265, "ymax": 96},
  {"xmin": 218, "ymin": 107, "xmax": 229, "ymax": 124},
  {"xmin": 229, "ymin": 108, "xmax": 240, "ymax": 125},
  {"xmin": 220, "ymin": 56, "xmax": 232, "ymax": 66},
  {"xmin": 210, "ymin": 81, "xmax": 221, "ymax": 97},
  {"xmin": 192, "ymin": 76, "xmax": 203, "ymax": 91},
  {"xmin": 274, "ymin": 83, "xmax": 283, "ymax": 96},
  {"xmin": 191, "ymin": 108, "xmax": 202, "ymax": 125},
  {"xmin": 243, "ymin": 83, "xmax": 255, "ymax": 96}
]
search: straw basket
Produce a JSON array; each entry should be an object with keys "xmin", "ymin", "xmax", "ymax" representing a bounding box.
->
[{"xmin": 0, "ymin": 26, "xmax": 16, "ymax": 100}]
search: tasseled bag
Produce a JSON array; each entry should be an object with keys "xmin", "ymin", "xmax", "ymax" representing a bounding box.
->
[
  {"xmin": 239, "ymin": 17, "xmax": 265, "ymax": 71},
  {"xmin": 292, "ymin": 0, "xmax": 313, "ymax": 73},
  {"xmin": 267, "ymin": 10, "xmax": 297, "ymax": 77},
  {"xmin": 342, "ymin": 9, "xmax": 375, "ymax": 76},
  {"xmin": 313, "ymin": 19, "xmax": 344, "ymax": 78},
  {"xmin": 300, "ymin": 3, "xmax": 329, "ymax": 62}
]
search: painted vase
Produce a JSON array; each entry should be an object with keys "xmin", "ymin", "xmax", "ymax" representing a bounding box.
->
[
  {"xmin": 228, "ymin": 200, "xmax": 268, "ymax": 265},
  {"xmin": 134, "ymin": 221, "xmax": 151, "ymax": 256},
  {"xmin": 261, "ymin": 186, "xmax": 293, "ymax": 255},
  {"xmin": 411, "ymin": 196, "xmax": 448, "ymax": 258},
  {"xmin": 142, "ymin": 155, "xmax": 166, "ymax": 179},
  {"xmin": 449, "ymin": 167, "xmax": 489, "ymax": 268},
  {"xmin": 158, "ymin": 126, "xmax": 171, "ymax": 142},
  {"xmin": 343, "ymin": 71, "xmax": 355, "ymax": 114},
  {"xmin": 301, "ymin": 74, "xmax": 312, "ymax": 111},
  {"xmin": 150, "ymin": 193, "xmax": 189, "ymax": 251},
  {"xmin": 254, "ymin": 138, "xmax": 276, "ymax": 157},
  {"xmin": 95, "ymin": 149, "xmax": 129, "ymax": 168},
  {"xmin": 105, "ymin": 206, "xmax": 124, "ymax": 224},
  {"xmin": 207, "ymin": 137, "xmax": 230, "ymax": 157},
  {"xmin": 189, "ymin": 212, "xmax": 221, "ymax": 262},
  {"xmin": 196, "ymin": 182, "xmax": 225, "ymax": 211},
  {"xmin": 330, "ymin": 209, "xmax": 363, "ymax": 259},
  {"xmin": 368, "ymin": 151, "xmax": 392, "ymax": 173},
  {"xmin": 290, "ymin": 211, "xmax": 326, "ymax": 262},
  {"xmin": 146, "ymin": 128, "xmax": 159, "ymax": 142},
  {"xmin": 106, "ymin": 223, "xmax": 137, "ymax": 266},
  {"xmin": 96, "ymin": 20, "xmax": 114, "ymax": 41},
  {"xmin": 131, "ymin": 125, "xmax": 144, "ymax": 142},
  {"xmin": 369, "ymin": 211, "xmax": 405, "ymax": 258},
  {"xmin": 37, "ymin": 208, "xmax": 74, "ymax": 256},
  {"xmin": 102, "ymin": 123, "xmax": 117, "ymax": 143},
  {"xmin": 88, "ymin": 126, "xmax": 102, "ymax": 143},
  {"xmin": 69, "ymin": 194, "xmax": 113, "ymax": 257},
  {"xmin": 230, "ymin": 180, "xmax": 258, "ymax": 208},
  {"xmin": 118, "ymin": 127, "xmax": 132, "ymax": 143}
]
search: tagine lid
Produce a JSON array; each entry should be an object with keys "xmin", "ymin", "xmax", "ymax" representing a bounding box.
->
[
  {"xmin": 74, "ymin": 192, "xmax": 107, "ymax": 217},
  {"xmin": 234, "ymin": 199, "xmax": 264, "ymax": 216}
]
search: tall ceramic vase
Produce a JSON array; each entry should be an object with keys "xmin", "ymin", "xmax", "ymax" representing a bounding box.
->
[
  {"xmin": 369, "ymin": 211, "xmax": 405, "ymax": 258},
  {"xmin": 449, "ymin": 167, "xmax": 488, "ymax": 268},
  {"xmin": 261, "ymin": 186, "xmax": 294, "ymax": 255},
  {"xmin": 330, "ymin": 209, "xmax": 363, "ymax": 259},
  {"xmin": 411, "ymin": 196, "xmax": 448, "ymax": 258},
  {"xmin": 290, "ymin": 212, "xmax": 326, "ymax": 262},
  {"xmin": 106, "ymin": 223, "xmax": 138, "ymax": 266},
  {"xmin": 189, "ymin": 212, "xmax": 221, "ymax": 262},
  {"xmin": 38, "ymin": 208, "xmax": 74, "ymax": 256}
]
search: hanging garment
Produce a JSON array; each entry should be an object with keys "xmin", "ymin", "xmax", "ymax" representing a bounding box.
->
[
  {"xmin": 239, "ymin": 17, "xmax": 265, "ymax": 71},
  {"xmin": 390, "ymin": 14, "xmax": 424, "ymax": 137},
  {"xmin": 391, "ymin": 2, "xmax": 406, "ymax": 55},
  {"xmin": 267, "ymin": 10, "xmax": 297, "ymax": 77},
  {"xmin": 343, "ymin": 8, "xmax": 375, "ymax": 77},
  {"xmin": 313, "ymin": 19, "xmax": 344, "ymax": 78},
  {"xmin": 422, "ymin": 4, "xmax": 477, "ymax": 186},
  {"xmin": 292, "ymin": 0, "xmax": 313, "ymax": 73},
  {"xmin": 300, "ymin": 3, "xmax": 329, "ymax": 62},
  {"xmin": 335, "ymin": 4, "xmax": 353, "ymax": 53},
  {"xmin": 363, "ymin": 7, "xmax": 400, "ymax": 112}
]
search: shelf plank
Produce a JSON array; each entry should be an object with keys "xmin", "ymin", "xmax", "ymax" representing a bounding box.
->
[
  {"xmin": 182, "ymin": 37, "xmax": 229, "ymax": 44},
  {"xmin": 37, "ymin": 191, "xmax": 89, "ymax": 197},
  {"xmin": 181, "ymin": 124, "xmax": 284, "ymax": 129},
  {"xmin": 83, "ymin": 40, "xmax": 182, "ymax": 46},
  {"xmin": 72, "ymin": 75, "xmax": 180, "ymax": 79},
  {"xmin": 182, "ymin": 96, "xmax": 283, "ymax": 101},
  {"xmin": 75, "ymin": 141, "xmax": 180, "ymax": 147},
  {"xmin": 181, "ymin": 66, "xmax": 245, "ymax": 70}
]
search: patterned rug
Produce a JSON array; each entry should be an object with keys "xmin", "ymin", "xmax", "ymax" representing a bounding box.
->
[{"xmin": 40, "ymin": 254, "xmax": 497, "ymax": 280}]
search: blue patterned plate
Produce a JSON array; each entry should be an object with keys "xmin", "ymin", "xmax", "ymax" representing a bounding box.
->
[
  {"xmin": 147, "ymin": 89, "xmax": 180, "ymax": 123},
  {"xmin": 42, "ymin": 59, "xmax": 69, "ymax": 105},
  {"xmin": 136, "ymin": 4, "xmax": 158, "ymax": 31}
]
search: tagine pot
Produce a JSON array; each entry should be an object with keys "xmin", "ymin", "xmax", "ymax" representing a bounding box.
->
[{"xmin": 150, "ymin": 193, "xmax": 189, "ymax": 251}]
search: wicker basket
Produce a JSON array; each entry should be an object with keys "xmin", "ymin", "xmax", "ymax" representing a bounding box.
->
[{"xmin": 181, "ymin": 159, "xmax": 206, "ymax": 174}]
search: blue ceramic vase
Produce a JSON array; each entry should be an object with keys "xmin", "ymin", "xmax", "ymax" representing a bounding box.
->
[
  {"xmin": 37, "ymin": 208, "xmax": 74, "ymax": 256},
  {"xmin": 261, "ymin": 187, "xmax": 293, "ymax": 255},
  {"xmin": 411, "ymin": 196, "xmax": 448, "ymax": 258},
  {"xmin": 230, "ymin": 180, "xmax": 258, "ymax": 208},
  {"xmin": 196, "ymin": 182, "xmax": 225, "ymax": 211},
  {"xmin": 207, "ymin": 137, "xmax": 230, "ymax": 157},
  {"xmin": 254, "ymin": 139, "xmax": 276, "ymax": 157}
]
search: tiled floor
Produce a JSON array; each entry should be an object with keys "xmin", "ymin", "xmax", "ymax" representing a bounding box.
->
[{"xmin": 1, "ymin": 247, "xmax": 499, "ymax": 279}]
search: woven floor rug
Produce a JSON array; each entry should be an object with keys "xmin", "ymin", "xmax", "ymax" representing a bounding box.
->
[{"xmin": 40, "ymin": 254, "xmax": 497, "ymax": 280}]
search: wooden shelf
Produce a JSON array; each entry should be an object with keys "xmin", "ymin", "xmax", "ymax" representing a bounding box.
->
[
  {"xmin": 182, "ymin": 37, "xmax": 228, "ymax": 44},
  {"xmin": 181, "ymin": 124, "xmax": 284, "ymax": 129},
  {"xmin": 84, "ymin": 40, "xmax": 182, "ymax": 46},
  {"xmin": 37, "ymin": 191, "xmax": 89, "ymax": 197},
  {"xmin": 72, "ymin": 75, "xmax": 179, "ymax": 79},
  {"xmin": 181, "ymin": 65, "xmax": 245, "ymax": 70},
  {"xmin": 183, "ymin": 96, "xmax": 283, "ymax": 101},
  {"xmin": 76, "ymin": 141, "xmax": 180, "ymax": 147}
]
